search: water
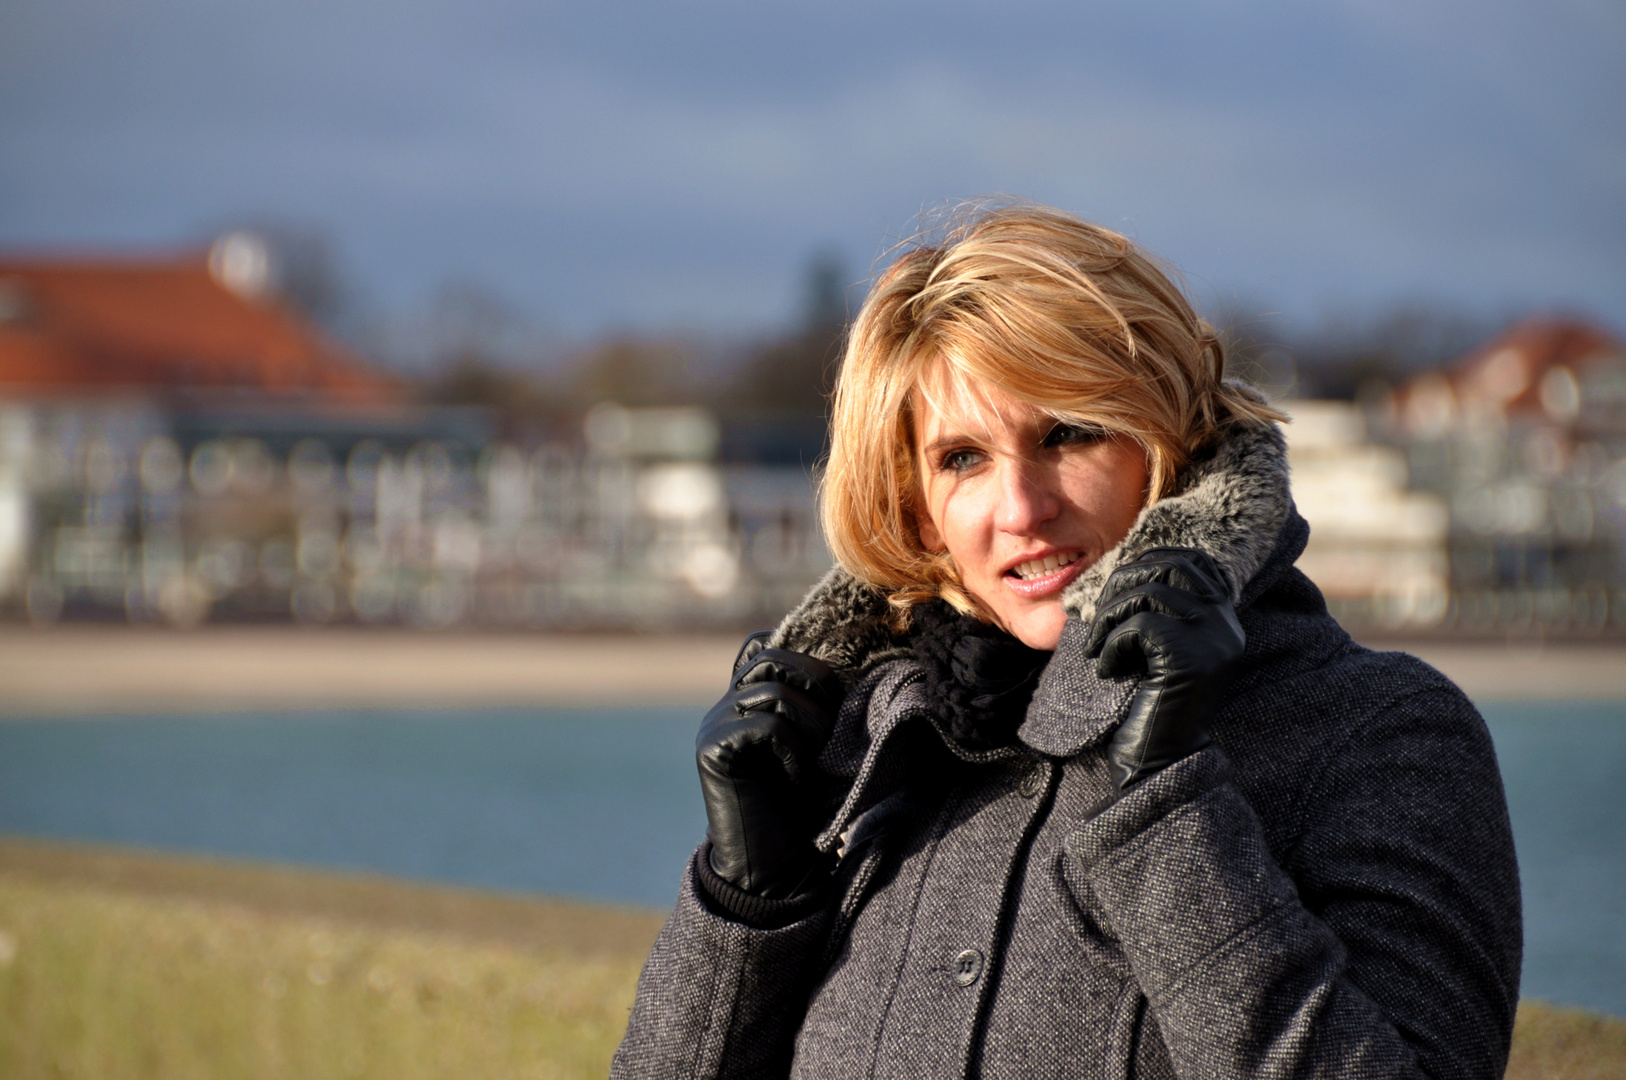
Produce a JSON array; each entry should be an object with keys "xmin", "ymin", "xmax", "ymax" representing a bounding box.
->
[
  {"xmin": 0, "ymin": 701, "xmax": 1621, "ymax": 1016},
  {"xmin": 0, "ymin": 708, "xmax": 705, "ymax": 908},
  {"xmin": 1484, "ymin": 701, "xmax": 1626, "ymax": 1018}
]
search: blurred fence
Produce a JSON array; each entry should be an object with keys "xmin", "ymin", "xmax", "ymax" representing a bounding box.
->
[
  {"xmin": 1411, "ymin": 426, "xmax": 1626, "ymax": 637},
  {"xmin": 1290, "ymin": 399, "xmax": 1626, "ymax": 638},
  {"xmin": 5, "ymin": 391, "xmax": 1626, "ymax": 637},
  {"xmin": 0, "ymin": 401, "xmax": 830, "ymax": 630}
]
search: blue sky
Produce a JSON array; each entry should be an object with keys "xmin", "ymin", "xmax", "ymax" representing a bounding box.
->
[{"xmin": 2, "ymin": 0, "xmax": 1621, "ymax": 344}]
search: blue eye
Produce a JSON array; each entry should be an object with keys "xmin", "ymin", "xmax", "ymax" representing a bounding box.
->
[
  {"xmin": 941, "ymin": 449, "xmax": 983, "ymax": 472},
  {"xmin": 1043, "ymin": 422, "xmax": 1105, "ymax": 448}
]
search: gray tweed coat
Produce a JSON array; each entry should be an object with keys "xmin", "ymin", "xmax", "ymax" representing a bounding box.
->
[{"xmin": 612, "ymin": 421, "xmax": 1522, "ymax": 1079}]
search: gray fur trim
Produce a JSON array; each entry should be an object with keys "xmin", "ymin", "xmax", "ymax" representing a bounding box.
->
[
  {"xmin": 768, "ymin": 566, "xmax": 915, "ymax": 682},
  {"xmin": 770, "ymin": 415, "xmax": 1291, "ymax": 678},
  {"xmin": 1060, "ymin": 420, "xmax": 1290, "ymax": 624}
]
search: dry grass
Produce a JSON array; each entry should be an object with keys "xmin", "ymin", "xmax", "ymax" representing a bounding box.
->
[
  {"xmin": 2, "ymin": 838, "xmax": 1622, "ymax": 1078},
  {"xmin": 1509, "ymin": 1001, "xmax": 1626, "ymax": 1080},
  {"xmin": 0, "ymin": 838, "xmax": 664, "ymax": 959},
  {"xmin": 0, "ymin": 839, "xmax": 664, "ymax": 1080}
]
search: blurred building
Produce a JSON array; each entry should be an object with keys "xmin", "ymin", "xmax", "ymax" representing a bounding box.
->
[
  {"xmin": 25, "ymin": 236, "xmax": 1616, "ymax": 639},
  {"xmin": 0, "ymin": 235, "xmax": 829, "ymax": 629},
  {"xmin": 0, "ymin": 233, "xmax": 397, "ymax": 403},
  {"xmin": 1284, "ymin": 401, "xmax": 1450, "ymax": 630},
  {"xmin": 1250, "ymin": 318, "xmax": 1626, "ymax": 638},
  {"xmin": 1379, "ymin": 317, "xmax": 1626, "ymax": 635}
]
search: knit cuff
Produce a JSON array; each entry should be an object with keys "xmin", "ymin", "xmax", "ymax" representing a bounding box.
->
[{"xmin": 693, "ymin": 843, "xmax": 833, "ymax": 930}]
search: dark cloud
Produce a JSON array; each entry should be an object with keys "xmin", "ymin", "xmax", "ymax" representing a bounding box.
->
[{"xmin": 1, "ymin": 0, "xmax": 1621, "ymax": 338}]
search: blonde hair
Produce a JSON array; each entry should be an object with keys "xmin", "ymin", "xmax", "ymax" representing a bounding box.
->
[{"xmin": 820, "ymin": 201, "xmax": 1284, "ymax": 620}]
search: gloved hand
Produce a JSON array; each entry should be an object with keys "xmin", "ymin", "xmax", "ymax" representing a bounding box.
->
[
  {"xmin": 696, "ymin": 632, "xmax": 844, "ymax": 899},
  {"xmin": 1083, "ymin": 548, "xmax": 1245, "ymax": 791}
]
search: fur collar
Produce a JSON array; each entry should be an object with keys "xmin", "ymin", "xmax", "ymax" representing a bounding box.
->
[
  {"xmin": 769, "ymin": 415, "xmax": 1293, "ymax": 684},
  {"xmin": 1060, "ymin": 419, "xmax": 1289, "ymax": 622}
]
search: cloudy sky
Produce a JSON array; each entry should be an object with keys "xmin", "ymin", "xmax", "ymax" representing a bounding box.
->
[{"xmin": 2, "ymin": 0, "xmax": 1621, "ymax": 343}]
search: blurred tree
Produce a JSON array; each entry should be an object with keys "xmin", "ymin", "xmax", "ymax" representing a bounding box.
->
[
  {"xmin": 1204, "ymin": 300, "xmax": 1509, "ymax": 402},
  {"xmin": 564, "ymin": 336, "xmax": 710, "ymax": 408},
  {"xmin": 1207, "ymin": 299, "xmax": 1298, "ymax": 400},
  {"xmin": 424, "ymin": 283, "xmax": 536, "ymax": 370},
  {"xmin": 422, "ymin": 355, "xmax": 555, "ymax": 413},
  {"xmin": 269, "ymin": 230, "xmax": 351, "ymax": 331},
  {"xmin": 410, "ymin": 282, "xmax": 567, "ymax": 431},
  {"xmin": 729, "ymin": 251, "xmax": 851, "ymax": 419},
  {"xmin": 354, "ymin": 278, "xmax": 558, "ymax": 387},
  {"xmin": 1288, "ymin": 305, "xmax": 1507, "ymax": 400},
  {"xmin": 803, "ymin": 251, "xmax": 847, "ymax": 330}
]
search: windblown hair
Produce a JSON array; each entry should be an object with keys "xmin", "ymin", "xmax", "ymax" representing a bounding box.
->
[{"xmin": 820, "ymin": 201, "xmax": 1285, "ymax": 620}]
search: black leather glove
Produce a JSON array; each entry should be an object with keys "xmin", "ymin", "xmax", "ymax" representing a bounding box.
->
[
  {"xmin": 696, "ymin": 632, "xmax": 844, "ymax": 899},
  {"xmin": 1083, "ymin": 548, "xmax": 1245, "ymax": 791}
]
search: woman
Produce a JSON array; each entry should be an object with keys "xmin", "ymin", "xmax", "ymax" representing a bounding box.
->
[{"xmin": 612, "ymin": 205, "xmax": 1521, "ymax": 1079}]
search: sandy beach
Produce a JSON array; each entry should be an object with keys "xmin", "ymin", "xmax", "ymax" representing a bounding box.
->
[
  {"xmin": 0, "ymin": 626, "xmax": 742, "ymax": 714},
  {"xmin": 0, "ymin": 625, "xmax": 1622, "ymax": 714}
]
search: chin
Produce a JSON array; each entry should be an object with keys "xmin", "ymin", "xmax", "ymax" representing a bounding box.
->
[{"xmin": 1009, "ymin": 606, "xmax": 1067, "ymax": 651}]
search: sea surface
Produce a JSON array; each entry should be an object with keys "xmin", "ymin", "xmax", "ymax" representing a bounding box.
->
[{"xmin": 0, "ymin": 701, "xmax": 1621, "ymax": 1016}]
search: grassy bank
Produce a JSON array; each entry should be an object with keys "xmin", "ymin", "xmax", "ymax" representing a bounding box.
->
[
  {"xmin": 2, "ymin": 839, "xmax": 1622, "ymax": 1079},
  {"xmin": 0, "ymin": 839, "xmax": 663, "ymax": 1080}
]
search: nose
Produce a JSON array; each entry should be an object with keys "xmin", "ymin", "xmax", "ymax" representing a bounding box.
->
[{"xmin": 993, "ymin": 458, "xmax": 1061, "ymax": 535}]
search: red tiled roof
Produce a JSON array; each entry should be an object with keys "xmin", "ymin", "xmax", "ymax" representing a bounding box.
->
[
  {"xmin": 0, "ymin": 252, "xmax": 401, "ymax": 404},
  {"xmin": 1451, "ymin": 317, "xmax": 1623, "ymax": 414}
]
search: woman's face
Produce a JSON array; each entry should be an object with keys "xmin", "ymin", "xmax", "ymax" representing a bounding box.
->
[{"xmin": 913, "ymin": 376, "xmax": 1149, "ymax": 650}]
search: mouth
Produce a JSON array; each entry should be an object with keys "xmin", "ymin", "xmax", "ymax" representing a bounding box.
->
[{"xmin": 1002, "ymin": 550, "xmax": 1089, "ymax": 599}]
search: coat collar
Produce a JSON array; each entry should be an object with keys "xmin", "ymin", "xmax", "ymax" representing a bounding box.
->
[
  {"xmin": 1023, "ymin": 416, "xmax": 1302, "ymax": 755},
  {"xmin": 1021, "ymin": 504, "xmax": 1309, "ymax": 756},
  {"xmin": 769, "ymin": 411, "xmax": 1304, "ymax": 762}
]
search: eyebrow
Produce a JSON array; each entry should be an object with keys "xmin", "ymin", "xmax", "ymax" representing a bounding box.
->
[
  {"xmin": 920, "ymin": 434, "xmax": 978, "ymax": 460},
  {"xmin": 921, "ymin": 418, "xmax": 1108, "ymax": 461}
]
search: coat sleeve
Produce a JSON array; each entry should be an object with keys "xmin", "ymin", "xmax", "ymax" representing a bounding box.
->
[
  {"xmin": 1065, "ymin": 686, "xmax": 1522, "ymax": 1080},
  {"xmin": 610, "ymin": 845, "xmax": 835, "ymax": 1080}
]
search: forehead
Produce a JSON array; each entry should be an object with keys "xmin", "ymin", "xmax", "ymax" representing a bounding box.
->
[{"xmin": 912, "ymin": 358, "xmax": 1047, "ymax": 444}]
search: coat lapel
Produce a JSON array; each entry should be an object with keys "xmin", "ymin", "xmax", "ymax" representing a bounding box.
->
[{"xmin": 1017, "ymin": 620, "xmax": 1137, "ymax": 757}]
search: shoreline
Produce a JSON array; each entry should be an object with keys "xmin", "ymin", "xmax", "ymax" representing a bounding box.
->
[
  {"xmin": 1, "ymin": 625, "xmax": 1623, "ymax": 715},
  {"xmin": 1360, "ymin": 639, "xmax": 1626, "ymax": 704},
  {"xmin": 0, "ymin": 626, "xmax": 742, "ymax": 715},
  {"xmin": 0, "ymin": 835, "xmax": 664, "ymax": 955}
]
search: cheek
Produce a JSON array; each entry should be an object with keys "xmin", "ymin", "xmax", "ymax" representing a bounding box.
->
[
  {"xmin": 1061, "ymin": 446, "xmax": 1149, "ymax": 533},
  {"xmin": 924, "ymin": 483, "xmax": 994, "ymax": 564},
  {"xmin": 916, "ymin": 505, "xmax": 943, "ymax": 551},
  {"xmin": 914, "ymin": 470, "xmax": 943, "ymax": 550}
]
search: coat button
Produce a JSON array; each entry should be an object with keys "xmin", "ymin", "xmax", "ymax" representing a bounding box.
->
[
  {"xmin": 952, "ymin": 948, "xmax": 984, "ymax": 987},
  {"xmin": 1018, "ymin": 763, "xmax": 1046, "ymax": 798}
]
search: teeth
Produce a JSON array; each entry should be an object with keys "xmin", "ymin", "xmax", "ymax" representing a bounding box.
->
[{"xmin": 1012, "ymin": 552, "xmax": 1078, "ymax": 580}]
